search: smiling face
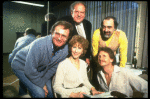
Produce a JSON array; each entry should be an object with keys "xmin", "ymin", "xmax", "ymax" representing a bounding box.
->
[
  {"xmin": 52, "ymin": 25, "xmax": 70, "ymax": 47},
  {"xmin": 71, "ymin": 3, "xmax": 85, "ymax": 24},
  {"xmin": 102, "ymin": 19, "xmax": 116, "ymax": 39},
  {"xmin": 71, "ymin": 42, "xmax": 83, "ymax": 59},
  {"xmin": 98, "ymin": 51, "xmax": 113, "ymax": 67}
]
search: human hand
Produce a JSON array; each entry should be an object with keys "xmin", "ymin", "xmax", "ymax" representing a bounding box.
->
[
  {"xmin": 86, "ymin": 58, "xmax": 90, "ymax": 66},
  {"xmin": 43, "ymin": 85, "xmax": 48, "ymax": 97},
  {"xmin": 91, "ymin": 87, "xmax": 104, "ymax": 96},
  {"xmin": 69, "ymin": 92, "xmax": 86, "ymax": 98}
]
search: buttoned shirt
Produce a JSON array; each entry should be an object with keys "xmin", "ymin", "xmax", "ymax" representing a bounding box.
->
[{"xmin": 97, "ymin": 65, "xmax": 148, "ymax": 98}]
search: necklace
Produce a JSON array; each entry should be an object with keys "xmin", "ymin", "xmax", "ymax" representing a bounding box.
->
[{"xmin": 69, "ymin": 57, "xmax": 80, "ymax": 70}]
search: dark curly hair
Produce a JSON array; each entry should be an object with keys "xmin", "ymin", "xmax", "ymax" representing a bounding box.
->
[{"xmin": 68, "ymin": 35, "xmax": 89, "ymax": 58}]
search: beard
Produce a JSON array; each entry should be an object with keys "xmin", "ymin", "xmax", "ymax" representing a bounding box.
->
[{"xmin": 103, "ymin": 31, "xmax": 112, "ymax": 38}]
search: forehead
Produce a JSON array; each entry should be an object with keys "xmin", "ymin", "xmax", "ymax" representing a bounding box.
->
[
  {"xmin": 98, "ymin": 51, "xmax": 109, "ymax": 56},
  {"xmin": 74, "ymin": 3, "xmax": 85, "ymax": 11},
  {"xmin": 73, "ymin": 42, "xmax": 83, "ymax": 47},
  {"xmin": 55, "ymin": 25, "xmax": 69, "ymax": 33},
  {"xmin": 103, "ymin": 19, "xmax": 114, "ymax": 26}
]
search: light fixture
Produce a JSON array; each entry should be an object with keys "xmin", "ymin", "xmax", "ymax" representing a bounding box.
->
[{"xmin": 11, "ymin": 1, "xmax": 44, "ymax": 7}]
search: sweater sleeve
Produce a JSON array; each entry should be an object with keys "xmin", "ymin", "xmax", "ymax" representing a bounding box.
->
[
  {"xmin": 92, "ymin": 29, "xmax": 100, "ymax": 57},
  {"xmin": 24, "ymin": 41, "xmax": 45, "ymax": 88},
  {"xmin": 118, "ymin": 31, "xmax": 128, "ymax": 67}
]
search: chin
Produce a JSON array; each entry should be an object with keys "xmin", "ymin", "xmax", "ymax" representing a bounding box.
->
[
  {"xmin": 55, "ymin": 43, "xmax": 64, "ymax": 47},
  {"xmin": 72, "ymin": 55, "xmax": 80, "ymax": 59}
]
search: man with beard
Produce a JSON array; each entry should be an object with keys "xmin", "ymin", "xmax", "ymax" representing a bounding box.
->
[{"xmin": 92, "ymin": 16, "xmax": 128, "ymax": 68}]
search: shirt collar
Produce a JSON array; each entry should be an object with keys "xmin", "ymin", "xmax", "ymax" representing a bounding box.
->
[
  {"xmin": 99, "ymin": 65, "xmax": 120, "ymax": 75},
  {"xmin": 75, "ymin": 22, "xmax": 83, "ymax": 26}
]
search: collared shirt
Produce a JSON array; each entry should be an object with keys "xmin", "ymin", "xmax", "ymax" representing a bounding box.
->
[
  {"xmin": 97, "ymin": 65, "xmax": 148, "ymax": 98},
  {"xmin": 75, "ymin": 22, "xmax": 86, "ymax": 39},
  {"xmin": 92, "ymin": 28, "xmax": 128, "ymax": 67}
]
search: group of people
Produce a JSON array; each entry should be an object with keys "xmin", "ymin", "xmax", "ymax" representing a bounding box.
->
[{"xmin": 9, "ymin": 1, "xmax": 147, "ymax": 98}]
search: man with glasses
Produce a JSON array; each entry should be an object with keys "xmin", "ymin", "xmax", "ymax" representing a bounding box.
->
[
  {"xmin": 58, "ymin": 1, "xmax": 91, "ymax": 66},
  {"xmin": 11, "ymin": 21, "xmax": 73, "ymax": 98}
]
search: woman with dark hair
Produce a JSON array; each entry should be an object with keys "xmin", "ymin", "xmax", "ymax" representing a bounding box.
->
[
  {"xmin": 93, "ymin": 47, "xmax": 148, "ymax": 98},
  {"xmin": 53, "ymin": 35, "xmax": 102, "ymax": 98}
]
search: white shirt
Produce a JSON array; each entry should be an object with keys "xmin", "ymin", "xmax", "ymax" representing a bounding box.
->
[
  {"xmin": 75, "ymin": 22, "xmax": 86, "ymax": 39},
  {"xmin": 97, "ymin": 65, "xmax": 148, "ymax": 98}
]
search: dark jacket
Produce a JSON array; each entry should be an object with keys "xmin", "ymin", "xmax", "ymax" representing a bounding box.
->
[{"xmin": 58, "ymin": 16, "xmax": 92, "ymax": 60}]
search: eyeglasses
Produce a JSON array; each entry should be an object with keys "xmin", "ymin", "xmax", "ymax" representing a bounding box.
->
[{"xmin": 53, "ymin": 32, "xmax": 68, "ymax": 40}]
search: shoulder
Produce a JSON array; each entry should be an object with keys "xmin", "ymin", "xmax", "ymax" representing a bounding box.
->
[
  {"xmin": 16, "ymin": 36, "xmax": 26, "ymax": 42},
  {"xmin": 114, "ymin": 65, "xmax": 132, "ymax": 76},
  {"xmin": 60, "ymin": 58, "xmax": 69, "ymax": 64},
  {"xmin": 116, "ymin": 29, "xmax": 127, "ymax": 37},
  {"xmin": 93, "ymin": 28, "xmax": 100, "ymax": 36},
  {"xmin": 83, "ymin": 19, "xmax": 91, "ymax": 25},
  {"xmin": 79, "ymin": 59, "xmax": 88, "ymax": 67},
  {"xmin": 58, "ymin": 58, "xmax": 70, "ymax": 68},
  {"xmin": 29, "ymin": 35, "xmax": 50, "ymax": 50}
]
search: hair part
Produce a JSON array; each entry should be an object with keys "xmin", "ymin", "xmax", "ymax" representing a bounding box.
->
[
  {"xmin": 101, "ymin": 16, "xmax": 118, "ymax": 29},
  {"xmin": 68, "ymin": 35, "xmax": 89, "ymax": 57}
]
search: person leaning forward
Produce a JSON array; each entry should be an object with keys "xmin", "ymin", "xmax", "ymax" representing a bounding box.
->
[
  {"xmin": 92, "ymin": 16, "xmax": 128, "ymax": 67},
  {"xmin": 11, "ymin": 21, "xmax": 73, "ymax": 98}
]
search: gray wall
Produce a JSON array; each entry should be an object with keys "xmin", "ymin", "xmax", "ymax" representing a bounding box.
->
[{"xmin": 3, "ymin": 1, "xmax": 47, "ymax": 53}]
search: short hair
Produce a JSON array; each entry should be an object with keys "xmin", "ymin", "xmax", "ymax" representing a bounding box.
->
[
  {"xmin": 25, "ymin": 28, "xmax": 36, "ymax": 36},
  {"xmin": 70, "ymin": 1, "xmax": 86, "ymax": 12},
  {"xmin": 45, "ymin": 13, "xmax": 56, "ymax": 21},
  {"xmin": 101, "ymin": 16, "xmax": 118, "ymax": 29},
  {"xmin": 50, "ymin": 21, "xmax": 74, "ymax": 40},
  {"xmin": 97, "ymin": 47, "xmax": 116, "ymax": 65},
  {"xmin": 68, "ymin": 35, "xmax": 89, "ymax": 57}
]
